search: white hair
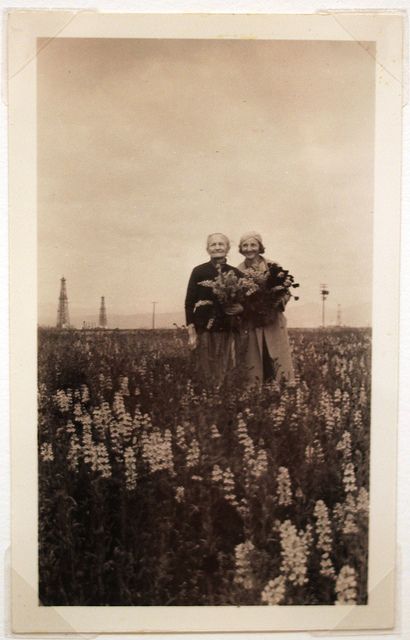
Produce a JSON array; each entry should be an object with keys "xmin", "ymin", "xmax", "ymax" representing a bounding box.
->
[{"xmin": 206, "ymin": 233, "xmax": 230, "ymax": 251}]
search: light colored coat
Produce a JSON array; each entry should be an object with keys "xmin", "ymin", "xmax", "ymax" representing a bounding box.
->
[{"xmin": 238, "ymin": 258, "xmax": 295, "ymax": 384}]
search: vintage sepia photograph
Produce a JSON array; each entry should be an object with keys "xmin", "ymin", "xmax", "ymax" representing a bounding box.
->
[
  {"xmin": 9, "ymin": 11, "xmax": 402, "ymax": 634},
  {"xmin": 37, "ymin": 35, "xmax": 375, "ymax": 608}
]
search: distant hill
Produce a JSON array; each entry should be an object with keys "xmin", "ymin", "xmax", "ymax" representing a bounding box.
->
[
  {"xmin": 285, "ymin": 301, "xmax": 372, "ymax": 328},
  {"xmin": 77, "ymin": 312, "xmax": 187, "ymax": 330},
  {"xmin": 39, "ymin": 300, "xmax": 371, "ymax": 329}
]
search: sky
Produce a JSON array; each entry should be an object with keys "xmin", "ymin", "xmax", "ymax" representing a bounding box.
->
[{"xmin": 37, "ymin": 37, "xmax": 375, "ymax": 327}]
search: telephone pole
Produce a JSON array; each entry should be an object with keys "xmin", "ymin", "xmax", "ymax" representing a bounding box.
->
[{"xmin": 320, "ymin": 284, "xmax": 330, "ymax": 328}]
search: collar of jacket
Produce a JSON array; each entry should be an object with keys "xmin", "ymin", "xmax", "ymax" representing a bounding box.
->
[{"xmin": 210, "ymin": 258, "xmax": 228, "ymax": 268}]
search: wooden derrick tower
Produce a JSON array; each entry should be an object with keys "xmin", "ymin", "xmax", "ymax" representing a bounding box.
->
[
  {"xmin": 56, "ymin": 277, "xmax": 70, "ymax": 329},
  {"xmin": 99, "ymin": 296, "xmax": 107, "ymax": 329}
]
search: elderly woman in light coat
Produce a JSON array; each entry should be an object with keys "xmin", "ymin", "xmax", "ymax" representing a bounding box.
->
[{"xmin": 237, "ymin": 232, "xmax": 295, "ymax": 385}]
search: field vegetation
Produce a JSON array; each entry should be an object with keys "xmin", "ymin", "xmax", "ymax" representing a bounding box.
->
[{"xmin": 38, "ymin": 327, "xmax": 370, "ymax": 606}]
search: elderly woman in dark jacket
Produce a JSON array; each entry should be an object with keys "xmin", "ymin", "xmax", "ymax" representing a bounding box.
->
[{"xmin": 185, "ymin": 233, "xmax": 243, "ymax": 385}]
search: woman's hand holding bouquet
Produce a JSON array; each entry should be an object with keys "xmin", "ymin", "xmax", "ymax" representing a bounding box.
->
[{"xmin": 223, "ymin": 302, "xmax": 244, "ymax": 316}]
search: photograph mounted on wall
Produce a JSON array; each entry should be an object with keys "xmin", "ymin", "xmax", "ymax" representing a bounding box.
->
[{"xmin": 9, "ymin": 10, "xmax": 402, "ymax": 634}]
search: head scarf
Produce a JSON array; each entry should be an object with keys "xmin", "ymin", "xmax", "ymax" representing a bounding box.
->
[{"xmin": 239, "ymin": 231, "xmax": 263, "ymax": 247}]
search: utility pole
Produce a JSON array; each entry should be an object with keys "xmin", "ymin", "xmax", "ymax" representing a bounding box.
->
[
  {"xmin": 151, "ymin": 301, "xmax": 157, "ymax": 330},
  {"xmin": 320, "ymin": 284, "xmax": 330, "ymax": 328},
  {"xmin": 337, "ymin": 304, "xmax": 342, "ymax": 327}
]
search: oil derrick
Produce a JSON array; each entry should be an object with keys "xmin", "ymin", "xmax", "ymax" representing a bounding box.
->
[
  {"xmin": 337, "ymin": 304, "xmax": 342, "ymax": 326},
  {"xmin": 99, "ymin": 296, "xmax": 107, "ymax": 329},
  {"xmin": 56, "ymin": 277, "xmax": 70, "ymax": 328}
]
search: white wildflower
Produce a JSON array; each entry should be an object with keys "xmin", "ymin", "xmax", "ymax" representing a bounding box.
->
[
  {"xmin": 67, "ymin": 433, "xmax": 81, "ymax": 472},
  {"xmin": 234, "ymin": 541, "xmax": 255, "ymax": 590},
  {"xmin": 353, "ymin": 409, "xmax": 363, "ymax": 428},
  {"xmin": 336, "ymin": 431, "xmax": 352, "ymax": 461},
  {"xmin": 210, "ymin": 424, "xmax": 221, "ymax": 439},
  {"xmin": 313, "ymin": 500, "xmax": 335, "ymax": 578},
  {"xmin": 82, "ymin": 422, "xmax": 97, "ymax": 468},
  {"xmin": 305, "ymin": 439, "xmax": 324, "ymax": 464},
  {"xmin": 132, "ymin": 406, "xmax": 144, "ymax": 430},
  {"xmin": 261, "ymin": 575, "xmax": 286, "ymax": 605},
  {"xmin": 80, "ymin": 384, "xmax": 90, "ymax": 403},
  {"xmin": 93, "ymin": 404, "xmax": 113, "ymax": 439},
  {"xmin": 142, "ymin": 428, "xmax": 175, "ymax": 475},
  {"xmin": 175, "ymin": 424, "xmax": 187, "ymax": 450},
  {"xmin": 110, "ymin": 393, "xmax": 134, "ymax": 452},
  {"xmin": 342, "ymin": 513, "xmax": 359, "ymax": 535},
  {"xmin": 53, "ymin": 389, "xmax": 71, "ymax": 412},
  {"xmin": 276, "ymin": 466, "xmax": 292, "ymax": 506},
  {"xmin": 314, "ymin": 500, "xmax": 333, "ymax": 553},
  {"xmin": 186, "ymin": 438, "xmax": 200, "ymax": 468},
  {"xmin": 335, "ymin": 565, "xmax": 357, "ymax": 604},
  {"xmin": 345, "ymin": 492, "xmax": 357, "ymax": 513},
  {"xmin": 40, "ymin": 442, "xmax": 54, "ymax": 462},
  {"xmin": 341, "ymin": 391, "xmax": 350, "ymax": 415},
  {"xmin": 252, "ymin": 448, "xmax": 268, "ymax": 478},
  {"xmin": 343, "ymin": 463, "xmax": 357, "ymax": 494},
  {"xmin": 65, "ymin": 419, "xmax": 76, "ymax": 434},
  {"xmin": 237, "ymin": 416, "xmax": 255, "ymax": 460},
  {"xmin": 271, "ymin": 402, "xmax": 286, "ymax": 427},
  {"xmin": 119, "ymin": 375, "xmax": 130, "ymax": 396},
  {"xmin": 357, "ymin": 487, "xmax": 369, "ymax": 513},
  {"xmin": 332, "ymin": 502, "xmax": 345, "ymax": 529},
  {"xmin": 279, "ymin": 520, "xmax": 311, "ymax": 586},
  {"xmin": 222, "ymin": 467, "xmax": 238, "ymax": 506},
  {"xmin": 124, "ymin": 447, "xmax": 137, "ymax": 490},
  {"xmin": 211, "ymin": 464, "xmax": 223, "ymax": 483},
  {"xmin": 320, "ymin": 553, "xmax": 336, "ymax": 579},
  {"xmin": 359, "ymin": 384, "xmax": 367, "ymax": 407},
  {"xmin": 95, "ymin": 442, "xmax": 112, "ymax": 479},
  {"xmin": 73, "ymin": 402, "xmax": 83, "ymax": 418}
]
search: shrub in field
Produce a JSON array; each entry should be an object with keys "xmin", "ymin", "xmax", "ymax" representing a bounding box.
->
[{"xmin": 38, "ymin": 327, "xmax": 370, "ymax": 605}]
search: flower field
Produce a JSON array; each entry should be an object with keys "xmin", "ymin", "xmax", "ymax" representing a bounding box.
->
[{"xmin": 38, "ymin": 327, "xmax": 370, "ymax": 606}]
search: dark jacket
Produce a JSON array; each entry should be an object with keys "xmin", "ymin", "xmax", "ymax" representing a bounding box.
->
[{"xmin": 185, "ymin": 260, "xmax": 242, "ymax": 332}]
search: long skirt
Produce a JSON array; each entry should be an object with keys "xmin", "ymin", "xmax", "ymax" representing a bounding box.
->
[
  {"xmin": 243, "ymin": 312, "xmax": 295, "ymax": 385},
  {"xmin": 195, "ymin": 331, "xmax": 237, "ymax": 386}
]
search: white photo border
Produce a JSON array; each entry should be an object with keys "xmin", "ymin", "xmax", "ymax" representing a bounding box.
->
[{"xmin": 8, "ymin": 10, "xmax": 403, "ymax": 634}]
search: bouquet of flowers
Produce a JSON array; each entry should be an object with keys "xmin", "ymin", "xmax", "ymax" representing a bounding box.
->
[
  {"xmin": 266, "ymin": 262, "xmax": 299, "ymax": 303},
  {"xmin": 241, "ymin": 262, "xmax": 299, "ymax": 327},
  {"xmin": 197, "ymin": 266, "xmax": 246, "ymax": 330},
  {"xmin": 199, "ymin": 267, "xmax": 245, "ymax": 306},
  {"xmin": 195, "ymin": 263, "xmax": 299, "ymax": 329}
]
